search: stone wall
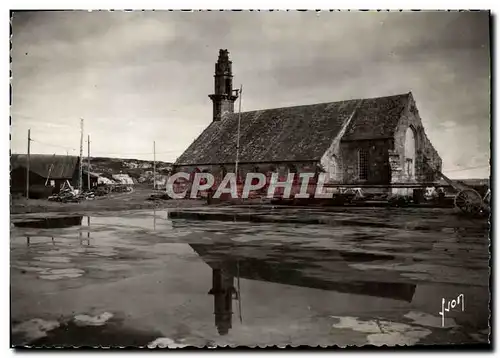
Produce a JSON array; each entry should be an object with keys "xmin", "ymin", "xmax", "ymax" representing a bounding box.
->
[
  {"xmin": 173, "ymin": 161, "xmax": 319, "ymax": 184},
  {"xmin": 340, "ymin": 139, "xmax": 392, "ymax": 185},
  {"xmin": 391, "ymin": 93, "xmax": 442, "ymax": 184},
  {"xmin": 320, "ymin": 100, "xmax": 364, "ymax": 183},
  {"xmin": 173, "ymin": 95, "xmax": 441, "ymax": 194},
  {"xmin": 174, "ymin": 140, "xmax": 396, "ymax": 188}
]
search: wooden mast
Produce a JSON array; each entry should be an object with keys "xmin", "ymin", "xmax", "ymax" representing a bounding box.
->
[
  {"xmin": 26, "ymin": 129, "xmax": 31, "ymax": 199},
  {"xmin": 235, "ymin": 85, "xmax": 243, "ymax": 182}
]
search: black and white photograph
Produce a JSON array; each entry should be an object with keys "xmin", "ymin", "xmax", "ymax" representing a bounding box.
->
[{"xmin": 9, "ymin": 9, "xmax": 491, "ymax": 348}]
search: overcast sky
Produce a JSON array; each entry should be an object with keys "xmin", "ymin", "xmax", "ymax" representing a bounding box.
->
[{"xmin": 11, "ymin": 10, "xmax": 490, "ymax": 178}]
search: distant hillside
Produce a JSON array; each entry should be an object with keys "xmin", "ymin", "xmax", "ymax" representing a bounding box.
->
[
  {"xmin": 439, "ymin": 178, "xmax": 490, "ymax": 187},
  {"xmin": 85, "ymin": 157, "xmax": 172, "ymax": 185},
  {"xmin": 454, "ymin": 178, "xmax": 490, "ymax": 187}
]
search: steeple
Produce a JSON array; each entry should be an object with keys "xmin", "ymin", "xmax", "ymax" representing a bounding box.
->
[
  {"xmin": 208, "ymin": 268, "xmax": 236, "ymax": 335},
  {"xmin": 209, "ymin": 49, "xmax": 239, "ymax": 122}
]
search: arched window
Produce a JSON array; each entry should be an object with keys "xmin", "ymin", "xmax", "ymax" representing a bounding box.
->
[
  {"xmin": 404, "ymin": 127, "xmax": 416, "ymax": 178},
  {"xmin": 358, "ymin": 149, "xmax": 368, "ymax": 180},
  {"xmin": 330, "ymin": 155, "xmax": 339, "ymax": 181}
]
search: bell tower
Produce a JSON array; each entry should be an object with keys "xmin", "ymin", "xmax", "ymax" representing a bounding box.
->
[{"xmin": 209, "ymin": 49, "xmax": 239, "ymax": 122}]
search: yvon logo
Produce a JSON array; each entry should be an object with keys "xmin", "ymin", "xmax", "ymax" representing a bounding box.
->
[{"xmin": 439, "ymin": 294, "xmax": 464, "ymax": 327}]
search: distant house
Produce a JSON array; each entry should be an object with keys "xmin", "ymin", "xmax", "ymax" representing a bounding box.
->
[
  {"xmin": 97, "ymin": 175, "xmax": 115, "ymax": 185},
  {"xmin": 155, "ymin": 175, "xmax": 168, "ymax": 188},
  {"xmin": 82, "ymin": 170, "xmax": 100, "ymax": 189},
  {"xmin": 111, "ymin": 174, "xmax": 134, "ymax": 185},
  {"xmin": 10, "ymin": 154, "xmax": 80, "ymax": 194}
]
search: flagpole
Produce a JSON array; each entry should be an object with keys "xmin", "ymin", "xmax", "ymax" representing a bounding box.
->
[{"xmin": 235, "ymin": 85, "xmax": 242, "ymax": 181}]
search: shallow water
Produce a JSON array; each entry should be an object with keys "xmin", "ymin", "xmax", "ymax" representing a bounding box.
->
[{"xmin": 10, "ymin": 208, "xmax": 490, "ymax": 347}]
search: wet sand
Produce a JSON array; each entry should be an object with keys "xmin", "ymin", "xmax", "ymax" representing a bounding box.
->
[{"xmin": 10, "ymin": 187, "xmax": 204, "ymax": 214}]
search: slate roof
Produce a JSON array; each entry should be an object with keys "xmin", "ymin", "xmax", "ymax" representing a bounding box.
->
[
  {"xmin": 175, "ymin": 93, "xmax": 410, "ymax": 166},
  {"xmin": 342, "ymin": 93, "xmax": 410, "ymax": 141},
  {"xmin": 10, "ymin": 154, "xmax": 79, "ymax": 179}
]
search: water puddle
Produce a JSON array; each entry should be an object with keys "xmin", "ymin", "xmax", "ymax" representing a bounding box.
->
[
  {"xmin": 25, "ymin": 319, "xmax": 163, "ymax": 347},
  {"xmin": 167, "ymin": 210, "xmax": 396, "ymax": 228},
  {"xmin": 331, "ymin": 316, "xmax": 432, "ymax": 346},
  {"xmin": 148, "ymin": 337, "xmax": 188, "ymax": 349},
  {"xmin": 74, "ymin": 312, "xmax": 114, "ymax": 327},
  {"xmin": 34, "ymin": 256, "xmax": 71, "ymax": 263},
  {"xmin": 10, "ymin": 209, "xmax": 490, "ymax": 347},
  {"xmin": 39, "ymin": 268, "xmax": 85, "ymax": 280},
  {"xmin": 339, "ymin": 251, "xmax": 395, "ymax": 262},
  {"xmin": 190, "ymin": 243, "xmax": 416, "ymax": 303},
  {"xmin": 12, "ymin": 318, "xmax": 60, "ymax": 343}
]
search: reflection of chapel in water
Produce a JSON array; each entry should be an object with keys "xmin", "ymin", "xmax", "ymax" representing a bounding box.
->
[
  {"xmin": 190, "ymin": 242, "xmax": 418, "ymax": 337},
  {"xmin": 208, "ymin": 268, "xmax": 239, "ymax": 336}
]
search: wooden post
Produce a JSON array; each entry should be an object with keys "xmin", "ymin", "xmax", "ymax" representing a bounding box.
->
[
  {"xmin": 79, "ymin": 118, "xmax": 84, "ymax": 192},
  {"xmin": 153, "ymin": 141, "xmax": 156, "ymax": 190},
  {"xmin": 26, "ymin": 129, "xmax": 30, "ymax": 199},
  {"xmin": 87, "ymin": 134, "xmax": 91, "ymax": 190},
  {"xmin": 45, "ymin": 154, "xmax": 56, "ymax": 186},
  {"xmin": 153, "ymin": 208, "xmax": 156, "ymax": 231},
  {"xmin": 235, "ymin": 85, "xmax": 242, "ymax": 182}
]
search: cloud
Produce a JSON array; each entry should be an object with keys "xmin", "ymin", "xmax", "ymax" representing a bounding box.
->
[
  {"xmin": 439, "ymin": 121, "xmax": 457, "ymax": 129},
  {"xmin": 10, "ymin": 11, "xmax": 490, "ymax": 177}
]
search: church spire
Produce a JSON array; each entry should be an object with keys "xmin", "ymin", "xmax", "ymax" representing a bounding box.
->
[{"xmin": 209, "ymin": 49, "xmax": 239, "ymax": 122}]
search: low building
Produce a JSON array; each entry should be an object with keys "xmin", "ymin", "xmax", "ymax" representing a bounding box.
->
[
  {"xmin": 81, "ymin": 170, "xmax": 100, "ymax": 189},
  {"xmin": 111, "ymin": 174, "xmax": 134, "ymax": 185},
  {"xmin": 97, "ymin": 175, "xmax": 116, "ymax": 185},
  {"xmin": 10, "ymin": 154, "xmax": 80, "ymax": 195}
]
